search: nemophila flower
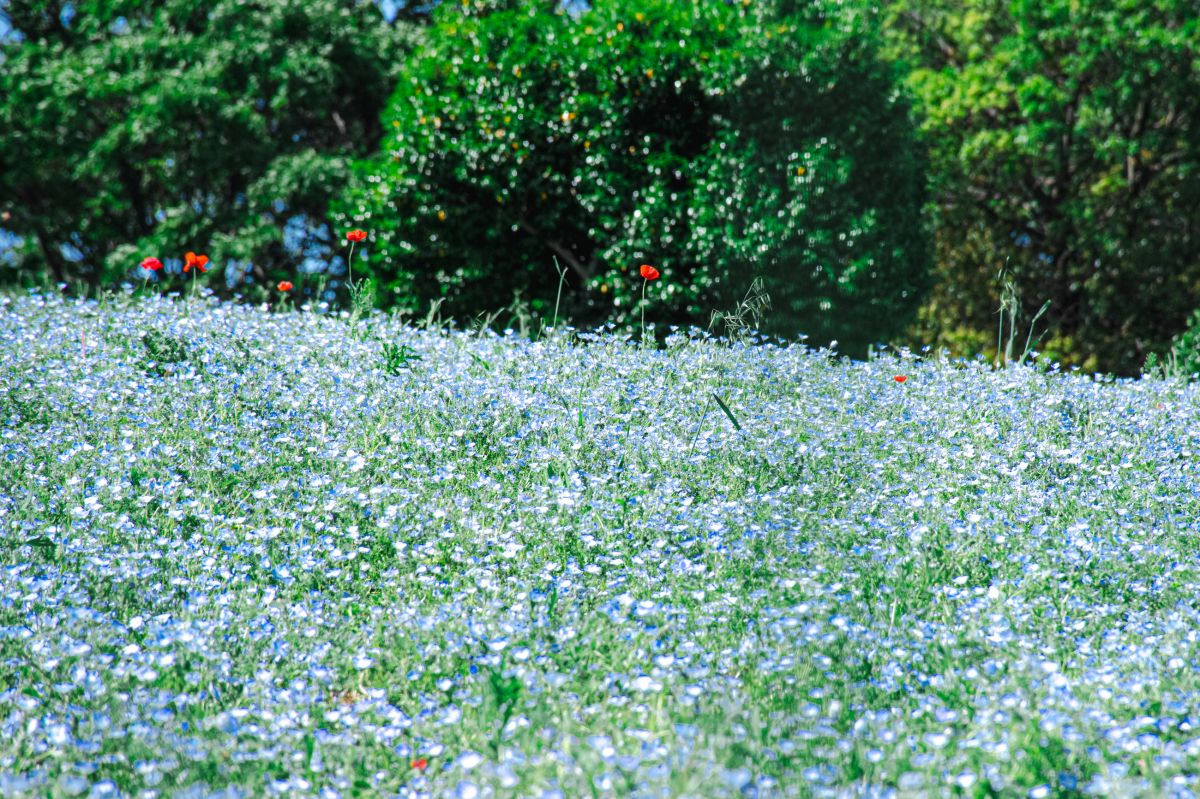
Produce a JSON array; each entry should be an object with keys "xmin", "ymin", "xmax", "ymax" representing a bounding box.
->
[
  {"xmin": 9, "ymin": 290, "xmax": 1200, "ymax": 795},
  {"xmin": 277, "ymin": 281, "xmax": 294, "ymax": 292},
  {"xmin": 639, "ymin": 264, "xmax": 659, "ymax": 280},
  {"xmin": 346, "ymin": 229, "xmax": 367, "ymax": 243},
  {"xmin": 894, "ymin": 375, "xmax": 907, "ymax": 383},
  {"xmin": 183, "ymin": 252, "xmax": 209, "ymax": 273}
]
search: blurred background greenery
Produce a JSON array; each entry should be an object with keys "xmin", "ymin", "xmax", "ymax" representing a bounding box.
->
[{"xmin": 2, "ymin": 0, "xmax": 1198, "ymax": 374}]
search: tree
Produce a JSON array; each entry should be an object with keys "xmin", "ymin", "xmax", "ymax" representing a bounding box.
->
[
  {"xmin": 343, "ymin": 0, "xmax": 930, "ymax": 353},
  {"xmin": 0, "ymin": 0, "xmax": 416, "ymax": 295},
  {"xmin": 882, "ymin": 0, "xmax": 1200, "ymax": 374}
]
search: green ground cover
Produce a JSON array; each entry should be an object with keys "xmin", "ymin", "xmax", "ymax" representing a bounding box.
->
[{"xmin": 1, "ymin": 291, "xmax": 1197, "ymax": 797}]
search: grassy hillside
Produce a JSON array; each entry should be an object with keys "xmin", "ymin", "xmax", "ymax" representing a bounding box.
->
[{"xmin": 1, "ymin": 292, "xmax": 1197, "ymax": 797}]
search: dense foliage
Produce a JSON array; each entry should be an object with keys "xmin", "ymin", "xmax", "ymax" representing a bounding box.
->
[
  {"xmin": 8, "ymin": 0, "xmax": 1197, "ymax": 373},
  {"xmin": 345, "ymin": 0, "xmax": 930, "ymax": 355},
  {"xmin": 882, "ymin": 0, "xmax": 1200, "ymax": 374},
  {"xmin": 0, "ymin": 0, "xmax": 413, "ymax": 295}
]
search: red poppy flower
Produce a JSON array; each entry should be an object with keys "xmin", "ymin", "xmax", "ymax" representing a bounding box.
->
[
  {"xmin": 346, "ymin": 229, "xmax": 367, "ymax": 243},
  {"xmin": 894, "ymin": 375, "xmax": 907, "ymax": 383},
  {"xmin": 277, "ymin": 280, "xmax": 294, "ymax": 292},
  {"xmin": 140, "ymin": 257, "xmax": 163, "ymax": 271},
  {"xmin": 411, "ymin": 758, "xmax": 428, "ymax": 771},
  {"xmin": 639, "ymin": 264, "xmax": 659, "ymax": 280},
  {"xmin": 183, "ymin": 252, "xmax": 209, "ymax": 273}
]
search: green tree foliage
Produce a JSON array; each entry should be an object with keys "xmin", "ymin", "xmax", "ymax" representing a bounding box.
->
[
  {"xmin": 882, "ymin": 0, "xmax": 1200, "ymax": 374},
  {"xmin": 0, "ymin": 0, "xmax": 414, "ymax": 293},
  {"xmin": 345, "ymin": 0, "xmax": 929, "ymax": 354}
]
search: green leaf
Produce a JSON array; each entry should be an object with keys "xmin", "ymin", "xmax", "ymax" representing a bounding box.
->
[{"xmin": 710, "ymin": 391, "xmax": 743, "ymax": 432}]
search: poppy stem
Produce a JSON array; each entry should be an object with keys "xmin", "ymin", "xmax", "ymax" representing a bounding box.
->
[
  {"xmin": 347, "ymin": 242, "xmax": 356, "ymax": 290},
  {"xmin": 640, "ymin": 279, "xmax": 648, "ymax": 346}
]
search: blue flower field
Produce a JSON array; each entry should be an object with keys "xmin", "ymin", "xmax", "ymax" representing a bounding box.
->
[{"xmin": 1, "ymin": 292, "xmax": 1197, "ymax": 798}]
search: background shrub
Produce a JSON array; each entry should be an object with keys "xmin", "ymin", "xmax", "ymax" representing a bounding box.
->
[
  {"xmin": 343, "ymin": 0, "xmax": 931, "ymax": 355},
  {"xmin": 881, "ymin": 0, "xmax": 1200, "ymax": 374}
]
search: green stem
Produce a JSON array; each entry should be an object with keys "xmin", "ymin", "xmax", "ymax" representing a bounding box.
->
[
  {"xmin": 347, "ymin": 242, "xmax": 356, "ymax": 290},
  {"xmin": 641, "ymin": 279, "xmax": 648, "ymax": 346},
  {"xmin": 551, "ymin": 256, "xmax": 566, "ymax": 332}
]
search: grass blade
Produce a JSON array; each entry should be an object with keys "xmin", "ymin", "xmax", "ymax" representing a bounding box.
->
[{"xmin": 710, "ymin": 392, "xmax": 742, "ymax": 432}]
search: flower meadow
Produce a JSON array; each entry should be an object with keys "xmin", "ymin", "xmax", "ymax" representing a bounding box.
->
[{"xmin": 2, "ymin": 291, "xmax": 1200, "ymax": 799}]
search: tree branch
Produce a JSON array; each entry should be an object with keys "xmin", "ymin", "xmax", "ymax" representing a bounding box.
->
[
  {"xmin": 899, "ymin": 10, "xmax": 962, "ymax": 69},
  {"xmin": 515, "ymin": 217, "xmax": 594, "ymax": 283}
]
